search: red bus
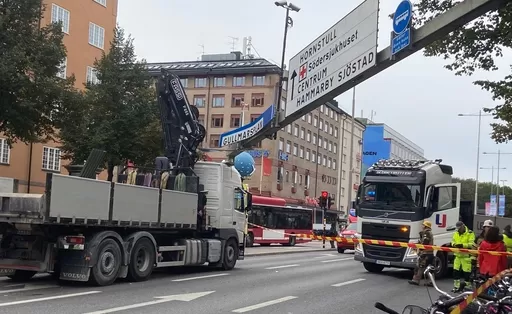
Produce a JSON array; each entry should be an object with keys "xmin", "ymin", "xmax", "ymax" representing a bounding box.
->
[{"xmin": 246, "ymin": 195, "xmax": 313, "ymax": 247}]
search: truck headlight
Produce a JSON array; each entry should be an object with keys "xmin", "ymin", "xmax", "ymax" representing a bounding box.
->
[{"xmin": 406, "ymin": 247, "xmax": 418, "ymax": 257}]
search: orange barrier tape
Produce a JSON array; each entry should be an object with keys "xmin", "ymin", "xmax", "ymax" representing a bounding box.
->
[
  {"xmin": 247, "ymin": 223, "xmax": 512, "ymax": 256},
  {"xmin": 449, "ymin": 268, "xmax": 512, "ymax": 314}
]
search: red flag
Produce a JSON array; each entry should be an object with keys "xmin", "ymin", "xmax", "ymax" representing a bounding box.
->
[{"xmin": 262, "ymin": 157, "xmax": 272, "ymax": 176}]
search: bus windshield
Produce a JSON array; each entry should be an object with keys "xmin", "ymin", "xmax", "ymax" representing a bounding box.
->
[{"xmin": 360, "ymin": 182, "xmax": 423, "ymax": 209}]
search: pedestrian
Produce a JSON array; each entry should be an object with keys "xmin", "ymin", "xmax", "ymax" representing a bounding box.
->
[
  {"xmin": 408, "ymin": 220, "xmax": 434, "ymax": 286},
  {"xmin": 478, "ymin": 226, "xmax": 507, "ymax": 278},
  {"xmin": 502, "ymin": 225, "xmax": 512, "ymax": 267},
  {"xmin": 329, "ymin": 222, "xmax": 336, "ymax": 248},
  {"xmin": 451, "ymin": 221, "xmax": 475, "ymax": 292},
  {"xmin": 472, "ymin": 219, "xmax": 494, "ymax": 275}
]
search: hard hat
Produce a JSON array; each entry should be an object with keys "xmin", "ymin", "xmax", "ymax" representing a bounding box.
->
[
  {"xmin": 423, "ymin": 220, "xmax": 432, "ymax": 228},
  {"xmin": 483, "ymin": 220, "xmax": 493, "ymax": 227}
]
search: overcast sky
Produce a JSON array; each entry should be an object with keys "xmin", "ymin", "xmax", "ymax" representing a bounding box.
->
[{"xmin": 118, "ymin": 0, "xmax": 512, "ymax": 187}]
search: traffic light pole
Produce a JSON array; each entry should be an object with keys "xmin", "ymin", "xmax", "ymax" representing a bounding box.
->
[{"xmin": 322, "ymin": 215, "xmax": 326, "ymax": 249}]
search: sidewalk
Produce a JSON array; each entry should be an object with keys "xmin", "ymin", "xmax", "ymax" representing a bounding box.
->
[{"xmin": 245, "ymin": 241, "xmax": 338, "ymax": 257}]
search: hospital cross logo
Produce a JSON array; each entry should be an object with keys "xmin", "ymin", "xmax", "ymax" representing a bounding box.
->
[
  {"xmin": 299, "ymin": 63, "xmax": 307, "ymax": 81},
  {"xmin": 435, "ymin": 213, "xmax": 447, "ymax": 228}
]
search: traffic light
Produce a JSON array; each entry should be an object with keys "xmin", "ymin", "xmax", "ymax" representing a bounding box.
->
[{"xmin": 319, "ymin": 191, "xmax": 328, "ymax": 209}]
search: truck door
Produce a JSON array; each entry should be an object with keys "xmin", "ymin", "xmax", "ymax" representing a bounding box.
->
[
  {"xmin": 233, "ymin": 189, "xmax": 247, "ymax": 246},
  {"xmin": 428, "ymin": 183, "xmax": 461, "ymax": 245}
]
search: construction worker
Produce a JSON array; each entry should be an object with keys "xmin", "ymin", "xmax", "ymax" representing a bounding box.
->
[
  {"xmin": 502, "ymin": 225, "xmax": 512, "ymax": 267},
  {"xmin": 451, "ymin": 221, "xmax": 475, "ymax": 292},
  {"xmin": 408, "ymin": 220, "xmax": 434, "ymax": 286}
]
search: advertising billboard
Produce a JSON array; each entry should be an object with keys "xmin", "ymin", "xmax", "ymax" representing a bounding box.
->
[{"xmin": 361, "ymin": 125, "xmax": 391, "ymax": 176}]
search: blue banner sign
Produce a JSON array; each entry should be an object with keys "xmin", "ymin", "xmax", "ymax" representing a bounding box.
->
[
  {"xmin": 219, "ymin": 104, "xmax": 274, "ymax": 147},
  {"xmin": 246, "ymin": 150, "xmax": 270, "ymax": 158}
]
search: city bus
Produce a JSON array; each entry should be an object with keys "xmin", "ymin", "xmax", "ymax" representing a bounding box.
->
[{"xmin": 246, "ymin": 195, "xmax": 313, "ymax": 246}]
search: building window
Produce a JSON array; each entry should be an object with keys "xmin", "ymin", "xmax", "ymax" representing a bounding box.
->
[
  {"xmin": 319, "ymin": 119, "xmax": 323, "ymax": 130},
  {"xmin": 88, "ymin": 22, "xmax": 105, "ymax": 49},
  {"xmin": 343, "ymin": 137, "xmax": 347, "ymax": 147},
  {"xmin": 211, "ymin": 115, "xmax": 224, "ymax": 128},
  {"xmin": 326, "ymin": 107, "xmax": 330, "ymax": 116},
  {"xmin": 313, "ymin": 134, "xmax": 317, "ymax": 145},
  {"xmin": 194, "ymin": 77, "xmax": 207, "ymax": 88},
  {"xmin": 306, "ymin": 130, "xmax": 311, "ymax": 142},
  {"xmin": 328, "ymin": 141, "xmax": 332, "ymax": 152},
  {"xmin": 322, "ymin": 155, "xmax": 327, "ymax": 166},
  {"xmin": 212, "ymin": 95, "xmax": 225, "ymax": 108},
  {"xmin": 318, "ymin": 136, "xmax": 323, "ymax": 147},
  {"xmin": 341, "ymin": 187, "xmax": 345, "ymax": 196},
  {"xmin": 193, "ymin": 95, "xmax": 206, "ymax": 108},
  {"xmin": 57, "ymin": 57, "xmax": 67, "ymax": 79},
  {"xmin": 314, "ymin": 116, "xmax": 318, "ymax": 127},
  {"xmin": 328, "ymin": 157, "xmax": 332, "ymax": 168},
  {"xmin": 333, "ymin": 143, "xmax": 337, "ymax": 154},
  {"xmin": 233, "ymin": 76, "xmax": 245, "ymax": 87},
  {"xmin": 230, "ymin": 114, "xmax": 241, "ymax": 128},
  {"xmin": 279, "ymin": 138, "xmax": 284, "ymax": 151},
  {"xmin": 86, "ymin": 66, "xmax": 99, "ymax": 84},
  {"xmin": 293, "ymin": 124, "xmax": 299, "ymax": 137},
  {"xmin": 306, "ymin": 149, "xmax": 310, "ymax": 160},
  {"xmin": 335, "ymin": 127, "xmax": 339, "ymax": 137},
  {"xmin": 286, "ymin": 141, "xmax": 291, "ymax": 153},
  {"xmin": 213, "ymin": 77, "xmax": 225, "ymax": 87},
  {"xmin": 251, "ymin": 93, "xmax": 264, "ymax": 107},
  {"xmin": 307, "ymin": 113, "xmax": 312, "ymax": 124},
  {"xmin": 293, "ymin": 143, "xmax": 298, "ymax": 156},
  {"xmin": 343, "ymin": 154, "xmax": 347, "ymax": 163},
  {"xmin": 232, "ymin": 94, "xmax": 244, "ymax": 107},
  {"xmin": 42, "ymin": 147, "xmax": 61, "ymax": 171},
  {"xmin": 286, "ymin": 125, "xmax": 292, "ymax": 134},
  {"xmin": 324, "ymin": 122, "xmax": 328, "ymax": 133},
  {"xmin": 342, "ymin": 170, "xmax": 346, "ymax": 179},
  {"xmin": 312, "ymin": 151, "xmax": 316, "ymax": 163},
  {"xmin": 320, "ymin": 105, "xmax": 324, "ymax": 113},
  {"xmin": 252, "ymin": 75, "xmax": 265, "ymax": 86},
  {"xmin": 301, "ymin": 115, "xmax": 306, "ymax": 121},
  {"xmin": 299, "ymin": 175, "xmax": 303, "ymax": 185},
  {"xmin": 51, "ymin": 4, "xmax": 70, "ymax": 34},
  {"xmin": 335, "ymin": 114, "xmax": 338, "ymax": 122},
  {"xmin": 318, "ymin": 155, "xmax": 321, "ymax": 165},
  {"xmin": 285, "ymin": 171, "xmax": 289, "ymax": 182},
  {"xmin": 0, "ymin": 138, "xmax": 10, "ymax": 164},
  {"xmin": 323, "ymin": 140, "xmax": 327, "ymax": 150},
  {"xmin": 250, "ymin": 114, "xmax": 260, "ymax": 123},
  {"xmin": 329, "ymin": 124, "xmax": 333, "ymax": 135},
  {"xmin": 333, "ymin": 159, "xmax": 337, "ymax": 170},
  {"xmin": 300, "ymin": 127, "xmax": 305, "ymax": 139},
  {"xmin": 305, "ymin": 174, "xmax": 310, "ymax": 188},
  {"xmin": 180, "ymin": 78, "xmax": 188, "ymax": 88},
  {"xmin": 94, "ymin": 0, "xmax": 107, "ymax": 6},
  {"xmin": 210, "ymin": 135, "xmax": 220, "ymax": 147},
  {"xmin": 331, "ymin": 111, "xmax": 335, "ymax": 119},
  {"xmin": 299, "ymin": 146, "xmax": 304, "ymax": 158}
]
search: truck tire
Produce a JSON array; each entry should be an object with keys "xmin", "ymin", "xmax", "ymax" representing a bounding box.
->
[
  {"xmin": 221, "ymin": 238, "xmax": 239, "ymax": 270},
  {"xmin": 246, "ymin": 232, "xmax": 254, "ymax": 247},
  {"xmin": 89, "ymin": 238, "xmax": 122, "ymax": 286},
  {"xmin": 363, "ymin": 262, "xmax": 384, "ymax": 273},
  {"xmin": 434, "ymin": 252, "xmax": 448, "ymax": 279},
  {"xmin": 287, "ymin": 236, "xmax": 296, "ymax": 246},
  {"xmin": 7, "ymin": 270, "xmax": 37, "ymax": 282},
  {"xmin": 338, "ymin": 248, "xmax": 345, "ymax": 254},
  {"xmin": 126, "ymin": 238, "xmax": 155, "ymax": 282}
]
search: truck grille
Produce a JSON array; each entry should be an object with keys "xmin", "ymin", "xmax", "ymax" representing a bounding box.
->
[{"xmin": 361, "ymin": 222, "xmax": 410, "ymax": 262}]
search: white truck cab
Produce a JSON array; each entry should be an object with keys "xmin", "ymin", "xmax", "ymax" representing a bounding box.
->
[{"xmin": 354, "ymin": 159, "xmax": 462, "ymax": 278}]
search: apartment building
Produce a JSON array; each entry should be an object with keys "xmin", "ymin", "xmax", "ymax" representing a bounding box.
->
[
  {"xmin": 145, "ymin": 53, "xmax": 364, "ymax": 214},
  {"xmin": 0, "ymin": 0, "xmax": 118, "ymax": 193}
]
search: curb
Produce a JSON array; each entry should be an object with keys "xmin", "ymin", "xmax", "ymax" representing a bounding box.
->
[{"xmin": 246, "ymin": 248, "xmax": 337, "ymax": 257}]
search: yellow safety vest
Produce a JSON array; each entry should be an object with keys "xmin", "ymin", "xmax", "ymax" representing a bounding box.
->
[
  {"xmin": 503, "ymin": 234, "xmax": 512, "ymax": 252},
  {"xmin": 451, "ymin": 226, "xmax": 475, "ymax": 259}
]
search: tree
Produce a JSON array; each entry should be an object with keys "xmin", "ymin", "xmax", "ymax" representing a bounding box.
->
[
  {"xmin": 0, "ymin": 0, "xmax": 78, "ymax": 144},
  {"xmin": 57, "ymin": 26, "xmax": 162, "ymax": 181},
  {"xmin": 415, "ymin": 1, "xmax": 512, "ymax": 142},
  {"xmin": 453, "ymin": 177, "xmax": 512, "ymax": 216}
]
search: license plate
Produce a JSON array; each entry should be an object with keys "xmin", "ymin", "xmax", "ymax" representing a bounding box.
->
[
  {"xmin": 376, "ymin": 260, "xmax": 390, "ymax": 266},
  {"xmin": 0, "ymin": 268, "xmax": 15, "ymax": 276}
]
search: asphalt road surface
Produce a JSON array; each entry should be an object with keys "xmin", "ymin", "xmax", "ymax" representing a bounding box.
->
[{"xmin": 0, "ymin": 251, "xmax": 457, "ymax": 314}]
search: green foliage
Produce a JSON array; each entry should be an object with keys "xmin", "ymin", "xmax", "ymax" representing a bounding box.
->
[
  {"xmin": 0, "ymin": 0, "xmax": 78, "ymax": 143},
  {"xmin": 414, "ymin": 1, "xmax": 512, "ymax": 143},
  {"xmin": 454, "ymin": 177, "xmax": 512, "ymax": 216},
  {"xmin": 57, "ymin": 26, "xmax": 162, "ymax": 179}
]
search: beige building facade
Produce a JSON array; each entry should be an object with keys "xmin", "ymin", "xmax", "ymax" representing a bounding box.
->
[
  {"xmin": 0, "ymin": 0, "xmax": 118, "ymax": 193},
  {"xmin": 146, "ymin": 53, "xmax": 365, "ymax": 214}
]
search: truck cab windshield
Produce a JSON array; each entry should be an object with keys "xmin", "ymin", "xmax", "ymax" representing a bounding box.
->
[{"xmin": 361, "ymin": 182, "xmax": 423, "ymax": 208}]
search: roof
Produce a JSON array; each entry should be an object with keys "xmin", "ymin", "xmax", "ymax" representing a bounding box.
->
[
  {"xmin": 252, "ymin": 195, "xmax": 286, "ymax": 207},
  {"xmin": 145, "ymin": 58, "xmax": 281, "ymax": 77}
]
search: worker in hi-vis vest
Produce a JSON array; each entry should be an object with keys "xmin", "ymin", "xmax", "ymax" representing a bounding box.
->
[{"xmin": 451, "ymin": 221, "xmax": 475, "ymax": 293}]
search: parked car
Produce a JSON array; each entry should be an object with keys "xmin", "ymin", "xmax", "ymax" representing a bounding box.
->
[{"xmin": 337, "ymin": 223, "xmax": 359, "ymax": 253}]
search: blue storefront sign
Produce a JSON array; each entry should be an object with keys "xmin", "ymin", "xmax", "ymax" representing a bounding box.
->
[
  {"xmin": 361, "ymin": 125, "xmax": 391, "ymax": 176},
  {"xmin": 278, "ymin": 151, "xmax": 289, "ymax": 161}
]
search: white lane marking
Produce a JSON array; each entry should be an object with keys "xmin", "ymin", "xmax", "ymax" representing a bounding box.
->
[
  {"xmin": 0, "ymin": 284, "xmax": 58, "ymax": 294},
  {"xmin": 232, "ymin": 296, "xmax": 298, "ymax": 313},
  {"xmin": 0, "ymin": 290, "xmax": 101, "ymax": 307},
  {"xmin": 171, "ymin": 273, "xmax": 229, "ymax": 282},
  {"xmin": 331, "ymin": 278, "xmax": 366, "ymax": 287},
  {"xmin": 314, "ymin": 254, "xmax": 337, "ymax": 258},
  {"xmin": 84, "ymin": 291, "xmax": 215, "ymax": 314},
  {"xmin": 264, "ymin": 264, "xmax": 300, "ymax": 270},
  {"xmin": 321, "ymin": 258, "xmax": 353, "ymax": 263}
]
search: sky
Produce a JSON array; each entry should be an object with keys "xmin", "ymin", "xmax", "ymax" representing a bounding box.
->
[{"xmin": 118, "ymin": 0, "xmax": 512, "ymax": 187}]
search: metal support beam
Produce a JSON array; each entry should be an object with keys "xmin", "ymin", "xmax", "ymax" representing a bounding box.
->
[{"xmin": 238, "ymin": 0, "xmax": 505, "ymax": 151}]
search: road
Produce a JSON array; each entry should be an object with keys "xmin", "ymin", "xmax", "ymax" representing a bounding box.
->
[{"xmin": 0, "ymin": 250, "xmax": 456, "ymax": 314}]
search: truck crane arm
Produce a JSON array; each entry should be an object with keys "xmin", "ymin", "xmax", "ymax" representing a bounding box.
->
[{"xmin": 156, "ymin": 68, "xmax": 206, "ymax": 168}]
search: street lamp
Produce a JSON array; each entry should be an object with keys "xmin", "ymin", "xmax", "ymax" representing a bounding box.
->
[
  {"xmin": 274, "ymin": 1, "xmax": 300, "ymax": 114},
  {"xmin": 483, "ymin": 150, "xmax": 512, "ymax": 216},
  {"xmin": 458, "ymin": 111, "xmax": 492, "ymax": 215},
  {"xmin": 480, "ymin": 166, "xmax": 506, "ymax": 196}
]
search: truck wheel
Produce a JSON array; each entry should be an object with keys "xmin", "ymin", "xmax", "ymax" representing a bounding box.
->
[
  {"xmin": 288, "ymin": 236, "xmax": 296, "ymax": 246},
  {"xmin": 89, "ymin": 238, "xmax": 122, "ymax": 286},
  {"xmin": 221, "ymin": 238, "xmax": 239, "ymax": 270},
  {"xmin": 127, "ymin": 238, "xmax": 155, "ymax": 282},
  {"xmin": 246, "ymin": 232, "xmax": 254, "ymax": 247},
  {"xmin": 433, "ymin": 252, "xmax": 448, "ymax": 279},
  {"xmin": 338, "ymin": 248, "xmax": 345, "ymax": 254},
  {"xmin": 7, "ymin": 270, "xmax": 37, "ymax": 282},
  {"xmin": 363, "ymin": 262, "xmax": 384, "ymax": 273}
]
